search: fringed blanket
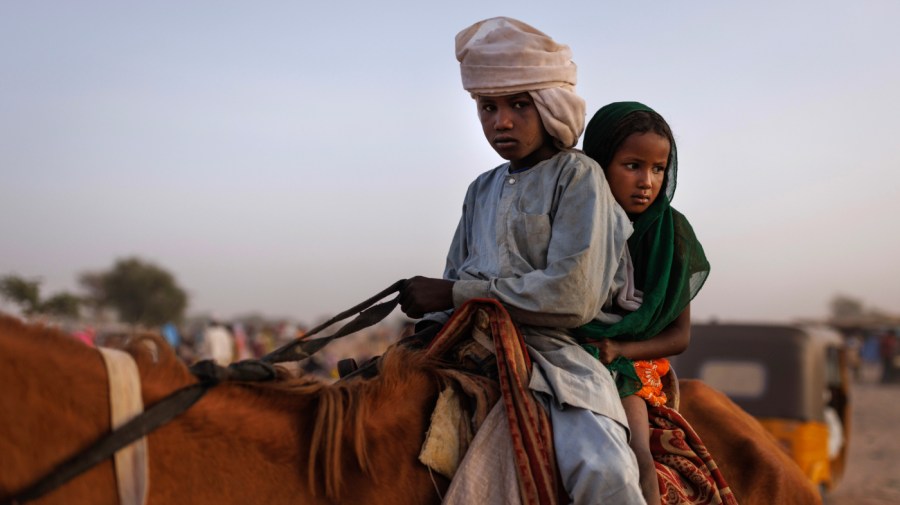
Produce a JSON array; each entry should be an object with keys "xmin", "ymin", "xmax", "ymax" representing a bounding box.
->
[{"xmin": 652, "ymin": 406, "xmax": 739, "ymax": 505}]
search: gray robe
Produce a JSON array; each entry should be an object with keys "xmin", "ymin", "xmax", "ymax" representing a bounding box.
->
[{"xmin": 425, "ymin": 149, "xmax": 633, "ymax": 428}]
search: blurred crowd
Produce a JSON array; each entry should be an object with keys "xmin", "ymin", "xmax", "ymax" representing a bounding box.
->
[
  {"xmin": 842, "ymin": 327, "xmax": 900, "ymax": 384},
  {"xmin": 66, "ymin": 316, "xmax": 417, "ymax": 381},
  {"xmin": 42, "ymin": 315, "xmax": 900, "ymax": 385}
]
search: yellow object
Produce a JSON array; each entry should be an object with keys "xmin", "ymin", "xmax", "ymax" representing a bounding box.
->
[{"xmin": 758, "ymin": 418, "xmax": 831, "ymax": 488}]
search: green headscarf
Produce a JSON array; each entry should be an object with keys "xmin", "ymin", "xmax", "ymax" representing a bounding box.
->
[{"xmin": 575, "ymin": 101, "xmax": 710, "ymax": 396}]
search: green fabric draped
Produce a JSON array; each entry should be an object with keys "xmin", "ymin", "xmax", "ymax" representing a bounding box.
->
[{"xmin": 576, "ymin": 101, "xmax": 710, "ymax": 396}]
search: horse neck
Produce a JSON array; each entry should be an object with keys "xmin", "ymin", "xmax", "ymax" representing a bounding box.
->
[
  {"xmin": 0, "ymin": 317, "xmax": 124, "ymax": 502},
  {"xmin": 0, "ymin": 318, "xmax": 446, "ymax": 505}
]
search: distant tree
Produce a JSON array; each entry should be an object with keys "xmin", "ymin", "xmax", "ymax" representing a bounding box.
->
[
  {"xmin": 830, "ymin": 294, "xmax": 865, "ymax": 321},
  {"xmin": 81, "ymin": 257, "xmax": 188, "ymax": 327},
  {"xmin": 77, "ymin": 271, "xmax": 106, "ymax": 319},
  {"xmin": 40, "ymin": 292, "xmax": 83, "ymax": 319},
  {"xmin": 0, "ymin": 275, "xmax": 41, "ymax": 315},
  {"xmin": 0, "ymin": 274, "xmax": 81, "ymax": 319}
]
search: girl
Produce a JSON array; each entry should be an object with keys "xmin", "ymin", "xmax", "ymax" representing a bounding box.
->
[{"xmin": 576, "ymin": 101, "xmax": 710, "ymax": 504}]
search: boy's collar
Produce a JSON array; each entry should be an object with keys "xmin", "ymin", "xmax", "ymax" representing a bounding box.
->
[{"xmin": 507, "ymin": 149, "xmax": 567, "ymax": 174}]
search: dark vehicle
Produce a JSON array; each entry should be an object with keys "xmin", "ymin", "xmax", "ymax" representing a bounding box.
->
[{"xmin": 671, "ymin": 323, "xmax": 850, "ymax": 493}]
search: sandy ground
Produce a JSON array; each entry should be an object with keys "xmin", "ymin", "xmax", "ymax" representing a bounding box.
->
[{"xmin": 824, "ymin": 364, "xmax": 900, "ymax": 505}]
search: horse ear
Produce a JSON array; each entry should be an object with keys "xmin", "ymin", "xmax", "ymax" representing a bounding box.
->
[
  {"xmin": 124, "ymin": 333, "xmax": 164, "ymax": 364},
  {"xmin": 140, "ymin": 338, "xmax": 161, "ymax": 364}
]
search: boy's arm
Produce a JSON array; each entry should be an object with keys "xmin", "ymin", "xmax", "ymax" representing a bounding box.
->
[{"xmin": 596, "ymin": 305, "xmax": 691, "ymax": 364}]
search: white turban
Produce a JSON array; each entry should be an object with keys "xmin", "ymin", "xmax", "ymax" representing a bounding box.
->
[{"xmin": 455, "ymin": 17, "xmax": 586, "ymax": 149}]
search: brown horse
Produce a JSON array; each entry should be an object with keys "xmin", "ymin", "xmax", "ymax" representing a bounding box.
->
[
  {"xmin": 677, "ymin": 379, "xmax": 821, "ymax": 505},
  {"xmin": 1, "ymin": 313, "xmax": 821, "ymax": 505},
  {"xmin": 0, "ymin": 314, "xmax": 448, "ymax": 505}
]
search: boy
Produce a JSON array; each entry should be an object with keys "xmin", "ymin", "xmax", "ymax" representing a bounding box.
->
[{"xmin": 399, "ymin": 17, "xmax": 645, "ymax": 504}]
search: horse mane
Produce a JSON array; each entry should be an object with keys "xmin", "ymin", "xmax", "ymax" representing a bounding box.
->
[{"xmin": 262, "ymin": 345, "xmax": 446, "ymax": 500}]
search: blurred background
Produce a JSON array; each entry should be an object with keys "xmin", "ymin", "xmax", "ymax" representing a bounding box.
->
[
  {"xmin": 2, "ymin": 2, "xmax": 899, "ymax": 502},
  {"xmin": 3, "ymin": 1, "xmax": 899, "ymax": 326}
]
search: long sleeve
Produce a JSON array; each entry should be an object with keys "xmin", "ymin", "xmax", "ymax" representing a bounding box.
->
[{"xmin": 446, "ymin": 151, "xmax": 632, "ymax": 328}]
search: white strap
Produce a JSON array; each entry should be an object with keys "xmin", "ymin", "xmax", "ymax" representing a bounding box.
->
[{"xmin": 98, "ymin": 347, "xmax": 149, "ymax": 505}]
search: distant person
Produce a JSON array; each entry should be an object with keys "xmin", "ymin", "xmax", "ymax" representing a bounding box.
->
[
  {"xmin": 577, "ymin": 102, "xmax": 710, "ymax": 504},
  {"xmin": 72, "ymin": 326, "xmax": 96, "ymax": 347},
  {"xmin": 861, "ymin": 331, "xmax": 881, "ymax": 363},
  {"xmin": 161, "ymin": 322, "xmax": 181, "ymax": 348},
  {"xmin": 880, "ymin": 330, "xmax": 898, "ymax": 383},
  {"xmin": 845, "ymin": 332, "xmax": 863, "ymax": 380},
  {"xmin": 398, "ymin": 17, "xmax": 644, "ymax": 502},
  {"xmin": 202, "ymin": 319, "xmax": 234, "ymax": 366},
  {"xmin": 253, "ymin": 326, "xmax": 276, "ymax": 357},
  {"xmin": 231, "ymin": 322, "xmax": 253, "ymax": 361},
  {"xmin": 176, "ymin": 332, "xmax": 198, "ymax": 364}
]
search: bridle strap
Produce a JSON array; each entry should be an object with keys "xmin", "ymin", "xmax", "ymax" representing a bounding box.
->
[
  {"xmin": 261, "ymin": 279, "xmax": 405, "ymax": 364},
  {"xmin": 98, "ymin": 347, "xmax": 149, "ymax": 505}
]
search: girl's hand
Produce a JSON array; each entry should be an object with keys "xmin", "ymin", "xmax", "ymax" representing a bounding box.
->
[{"xmin": 596, "ymin": 339, "xmax": 622, "ymax": 365}]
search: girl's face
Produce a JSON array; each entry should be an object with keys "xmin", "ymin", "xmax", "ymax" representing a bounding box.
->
[{"xmin": 605, "ymin": 132, "xmax": 670, "ymax": 216}]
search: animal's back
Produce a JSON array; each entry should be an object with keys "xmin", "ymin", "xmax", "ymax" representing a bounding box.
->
[
  {"xmin": 678, "ymin": 378, "xmax": 822, "ymax": 505},
  {"xmin": 0, "ymin": 315, "xmax": 446, "ymax": 505}
]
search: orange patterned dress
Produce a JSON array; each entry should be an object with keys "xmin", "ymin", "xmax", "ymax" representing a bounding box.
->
[{"xmin": 632, "ymin": 358, "xmax": 670, "ymax": 407}]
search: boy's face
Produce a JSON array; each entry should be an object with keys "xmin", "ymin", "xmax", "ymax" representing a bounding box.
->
[
  {"xmin": 476, "ymin": 93, "xmax": 558, "ymax": 170},
  {"xmin": 605, "ymin": 132, "xmax": 669, "ymax": 216}
]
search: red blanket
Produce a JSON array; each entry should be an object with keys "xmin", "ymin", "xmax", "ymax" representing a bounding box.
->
[{"xmin": 651, "ymin": 406, "xmax": 739, "ymax": 505}]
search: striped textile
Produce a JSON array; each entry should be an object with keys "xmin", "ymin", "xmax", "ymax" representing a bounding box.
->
[{"xmin": 426, "ymin": 299, "xmax": 559, "ymax": 505}]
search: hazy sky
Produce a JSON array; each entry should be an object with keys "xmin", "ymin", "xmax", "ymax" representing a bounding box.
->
[{"xmin": 2, "ymin": 1, "xmax": 899, "ymax": 325}]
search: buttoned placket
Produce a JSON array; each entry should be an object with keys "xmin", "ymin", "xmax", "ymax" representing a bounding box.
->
[{"xmin": 497, "ymin": 169, "xmax": 526, "ymax": 278}]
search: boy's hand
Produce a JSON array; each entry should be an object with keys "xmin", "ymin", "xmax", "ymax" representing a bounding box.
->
[
  {"xmin": 595, "ymin": 339, "xmax": 622, "ymax": 365},
  {"xmin": 400, "ymin": 276, "xmax": 455, "ymax": 319}
]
